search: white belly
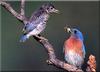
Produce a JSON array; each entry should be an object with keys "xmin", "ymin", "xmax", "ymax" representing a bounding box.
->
[{"xmin": 65, "ymin": 50, "xmax": 83, "ymax": 67}]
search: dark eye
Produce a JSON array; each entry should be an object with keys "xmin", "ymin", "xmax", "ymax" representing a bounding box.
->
[
  {"xmin": 74, "ymin": 30, "xmax": 77, "ymax": 34},
  {"xmin": 50, "ymin": 7, "xmax": 53, "ymax": 9}
]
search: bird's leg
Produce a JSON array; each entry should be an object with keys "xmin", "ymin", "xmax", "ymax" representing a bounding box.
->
[
  {"xmin": 46, "ymin": 59, "xmax": 53, "ymax": 64},
  {"xmin": 34, "ymin": 34, "xmax": 48, "ymax": 42},
  {"xmin": 22, "ymin": 26, "xmax": 26, "ymax": 33},
  {"xmin": 22, "ymin": 28, "xmax": 26, "ymax": 33}
]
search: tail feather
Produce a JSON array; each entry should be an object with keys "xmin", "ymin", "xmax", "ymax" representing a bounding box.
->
[{"xmin": 20, "ymin": 35, "xmax": 29, "ymax": 42}]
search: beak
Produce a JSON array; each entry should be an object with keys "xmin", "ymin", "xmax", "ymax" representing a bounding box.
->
[
  {"xmin": 53, "ymin": 9, "xmax": 59, "ymax": 13},
  {"xmin": 64, "ymin": 27, "xmax": 72, "ymax": 33}
]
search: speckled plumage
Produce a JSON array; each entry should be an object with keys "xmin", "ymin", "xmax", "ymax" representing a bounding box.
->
[
  {"xmin": 20, "ymin": 3, "xmax": 59, "ymax": 42},
  {"xmin": 64, "ymin": 28, "xmax": 86, "ymax": 68}
]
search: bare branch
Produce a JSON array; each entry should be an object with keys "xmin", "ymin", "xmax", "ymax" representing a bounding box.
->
[
  {"xmin": 33, "ymin": 36, "xmax": 83, "ymax": 72},
  {"xmin": 1, "ymin": 1, "xmax": 28, "ymax": 24},
  {"xmin": 20, "ymin": 0, "xmax": 25, "ymax": 17},
  {"xmin": 1, "ymin": 1, "xmax": 22, "ymax": 20}
]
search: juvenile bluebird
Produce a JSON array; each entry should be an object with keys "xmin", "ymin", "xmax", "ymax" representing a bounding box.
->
[
  {"xmin": 20, "ymin": 3, "xmax": 59, "ymax": 42},
  {"xmin": 63, "ymin": 27, "xmax": 86, "ymax": 68}
]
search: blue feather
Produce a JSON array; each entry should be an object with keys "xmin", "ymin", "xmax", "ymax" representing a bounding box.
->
[
  {"xmin": 24, "ymin": 23, "xmax": 37, "ymax": 33},
  {"xmin": 20, "ymin": 35, "xmax": 28, "ymax": 42},
  {"xmin": 82, "ymin": 44, "xmax": 86, "ymax": 58},
  {"xmin": 72, "ymin": 28, "xmax": 84, "ymax": 41}
]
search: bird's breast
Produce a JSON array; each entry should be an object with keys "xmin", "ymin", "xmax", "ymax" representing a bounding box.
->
[
  {"xmin": 64, "ymin": 37, "xmax": 83, "ymax": 56},
  {"xmin": 31, "ymin": 14, "xmax": 49, "ymax": 25},
  {"xmin": 64, "ymin": 50, "xmax": 84, "ymax": 67}
]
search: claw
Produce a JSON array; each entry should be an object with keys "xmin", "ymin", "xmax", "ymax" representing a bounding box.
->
[{"xmin": 46, "ymin": 60, "xmax": 53, "ymax": 64}]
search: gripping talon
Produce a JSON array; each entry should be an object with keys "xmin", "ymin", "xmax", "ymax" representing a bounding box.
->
[
  {"xmin": 35, "ymin": 35, "xmax": 48, "ymax": 41},
  {"xmin": 46, "ymin": 60, "xmax": 53, "ymax": 64}
]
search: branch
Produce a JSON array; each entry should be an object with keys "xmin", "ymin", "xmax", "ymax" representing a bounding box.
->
[
  {"xmin": 0, "ymin": 0, "xmax": 28, "ymax": 24},
  {"xmin": 33, "ymin": 36, "xmax": 83, "ymax": 72},
  {"xmin": 20, "ymin": 0, "xmax": 25, "ymax": 17}
]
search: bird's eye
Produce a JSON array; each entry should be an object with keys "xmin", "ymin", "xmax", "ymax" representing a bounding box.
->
[
  {"xmin": 50, "ymin": 7, "xmax": 53, "ymax": 9},
  {"xmin": 74, "ymin": 30, "xmax": 77, "ymax": 34}
]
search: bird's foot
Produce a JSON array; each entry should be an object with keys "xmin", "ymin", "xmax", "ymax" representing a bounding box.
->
[
  {"xmin": 35, "ymin": 35, "xmax": 48, "ymax": 42},
  {"xmin": 22, "ymin": 28, "xmax": 26, "ymax": 33},
  {"xmin": 46, "ymin": 60, "xmax": 53, "ymax": 65},
  {"xmin": 39, "ymin": 36, "xmax": 48, "ymax": 42}
]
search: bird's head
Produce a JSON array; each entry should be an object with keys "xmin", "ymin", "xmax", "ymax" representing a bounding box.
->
[
  {"xmin": 42, "ymin": 3, "xmax": 59, "ymax": 14},
  {"xmin": 64, "ymin": 27, "xmax": 84, "ymax": 41}
]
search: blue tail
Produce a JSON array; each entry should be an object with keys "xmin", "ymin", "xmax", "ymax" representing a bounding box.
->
[{"xmin": 20, "ymin": 35, "xmax": 28, "ymax": 42}]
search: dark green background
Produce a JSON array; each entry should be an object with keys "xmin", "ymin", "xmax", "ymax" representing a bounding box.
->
[{"xmin": 1, "ymin": 1, "xmax": 99, "ymax": 71}]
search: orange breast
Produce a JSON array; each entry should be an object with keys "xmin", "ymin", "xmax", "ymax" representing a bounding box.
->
[{"xmin": 64, "ymin": 37, "xmax": 83, "ymax": 56}]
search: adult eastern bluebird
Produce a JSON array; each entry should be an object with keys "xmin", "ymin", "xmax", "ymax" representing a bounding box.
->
[
  {"xmin": 63, "ymin": 27, "xmax": 86, "ymax": 68},
  {"xmin": 20, "ymin": 3, "xmax": 59, "ymax": 42}
]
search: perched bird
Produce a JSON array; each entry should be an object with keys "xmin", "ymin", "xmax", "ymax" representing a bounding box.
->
[
  {"xmin": 20, "ymin": 3, "xmax": 59, "ymax": 42},
  {"xmin": 63, "ymin": 27, "xmax": 86, "ymax": 68}
]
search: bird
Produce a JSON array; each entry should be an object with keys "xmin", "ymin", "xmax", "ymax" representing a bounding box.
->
[
  {"xmin": 63, "ymin": 27, "xmax": 86, "ymax": 68},
  {"xmin": 20, "ymin": 3, "xmax": 59, "ymax": 42}
]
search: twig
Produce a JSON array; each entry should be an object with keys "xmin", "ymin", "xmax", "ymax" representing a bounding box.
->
[
  {"xmin": 0, "ymin": 0, "xmax": 28, "ymax": 24},
  {"xmin": 21, "ymin": 0, "xmax": 25, "ymax": 16}
]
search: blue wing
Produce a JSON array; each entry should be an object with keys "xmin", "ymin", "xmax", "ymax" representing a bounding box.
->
[
  {"xmin": 24, "ymin": 23, "xmax": 37, "ymax": 33},
  {"xmin": 25, "ymin": 13, "xmax": 46, "ymax": 32},
  {"xmin": 82, "ymin": 44, "xmax": 86, "ymax": 58},
  {"xmin": 20, "ymin": 34, "xmax": 28, "ymax": 42}
]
